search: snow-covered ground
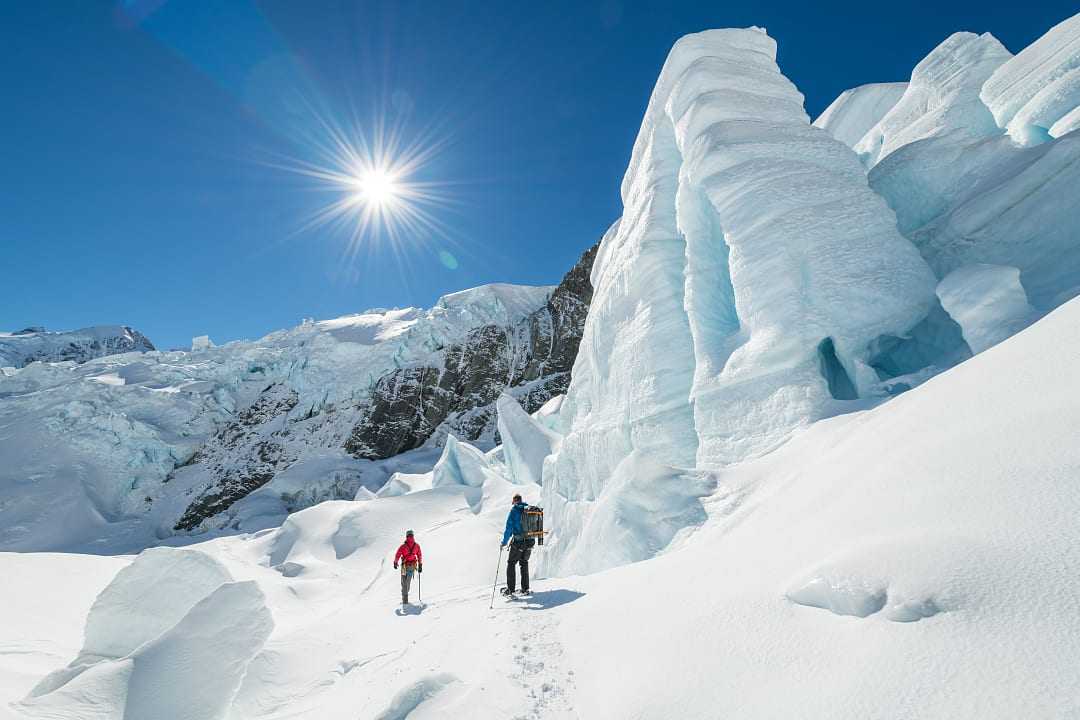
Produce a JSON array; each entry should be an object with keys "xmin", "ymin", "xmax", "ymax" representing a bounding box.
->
[
  {"xmin": 3, "ymin": 13, "xmax": 1080, "ymax": 719},
  {"xmin": 4, "ymin": 292, "xmax": 1080, "ymax": 720}
]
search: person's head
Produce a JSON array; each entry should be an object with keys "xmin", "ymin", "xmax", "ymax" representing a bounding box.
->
[
  {"xmin": 405, "ymin": 529, "xmax": 414, "ymax": 541},
  {"xmin": 512, "ymin": 494, "xmax": 522, "ymax": 505}
]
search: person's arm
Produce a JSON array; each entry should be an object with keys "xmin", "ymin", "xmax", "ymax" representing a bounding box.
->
[
  {"xmin": 501, "ymin": 510, "xmax": 514, "ymax": 546},
  {"xmin": 416, "ymin": 543, "xmax": 422, "ymax": 571},
  {"xmin": 393, "ymin": 545, "xmax": 402, "ymax": 567}
]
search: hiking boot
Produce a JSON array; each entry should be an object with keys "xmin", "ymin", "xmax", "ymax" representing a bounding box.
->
[
  {"xmin": 500, "ymin": 587, "xmax": 513, "ymax": 596},
  {"xmin": 518, "ymin": 589, "xmax": 532, "ymax": 596}
]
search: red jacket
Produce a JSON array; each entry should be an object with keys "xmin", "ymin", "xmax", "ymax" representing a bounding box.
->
[{"xmin": 394, "ymin": 539, "xmax": 422, "ymax": 566}]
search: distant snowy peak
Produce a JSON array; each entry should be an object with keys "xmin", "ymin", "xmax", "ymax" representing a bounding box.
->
[
  {"xmin": 813, "ymin": 82, "xmax": 907, "ymax": 148},
  {"xmin": 0, "ymin": 325, "xmax": 155, "ymax": 368}
]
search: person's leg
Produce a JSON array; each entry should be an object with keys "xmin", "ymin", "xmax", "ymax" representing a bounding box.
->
[
  {"xmin": 401, "ymin": 567, "xmax": 412, "ymax": 603},
  {"xmin": 520, "ymin": 544, "xmax": 533, "ymax": 592},
  {"xmin": 506, "ymin": 543, "xmax": 521, "ymax": 593}
]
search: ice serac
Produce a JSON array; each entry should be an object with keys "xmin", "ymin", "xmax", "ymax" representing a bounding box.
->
[
  {"xmin": 544, "ymin": 28, "xmax": 936, "ymax": 575},
  {"xmin": 937, "ymin": 264, "xmax": 1037, "ymax": 354},
  {"xmin": 812, "ymin": 82, "xmax": 907, "ymax": 149},
  {"xmin": 862, "ymin": 23, "xmax": 1080, "ymax": 313},
  {"xmin": 981, "ymin": 12, "xmax": 1080, "ymax": 143},
  {"xmin": 855, "ymin": 32, "xmax": 1012, "ymax": 167},
  {"xmin": 495, "ymin": 392, "xmax": 560, "ymax": 486}
]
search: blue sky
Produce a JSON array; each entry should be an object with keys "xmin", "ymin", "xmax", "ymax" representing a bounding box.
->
[{"xmin": 2, "ymin": 1, "xmax": 1075, "ymax": 350}]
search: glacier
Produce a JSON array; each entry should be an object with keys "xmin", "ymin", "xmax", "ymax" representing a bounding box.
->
[
  {"xmin": 543, "ymin": 27, "xmax": 937, "ymax": 575},
  {"xmin": 3, "ymin": 11, "xmax": 1080, "ymax": 720},
  {"xmin": 0, "ymin": 282, "xmax": 565, "ymax": 551}
]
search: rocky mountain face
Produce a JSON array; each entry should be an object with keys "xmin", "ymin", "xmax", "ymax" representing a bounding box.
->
[
  {"xmin": 169, "ymin": 242, "xmax": 598, "ymax": 532},
  {"xmin": 344, "ymin": 241, "xmax": 598, "ymax": 459},
  {"xmin": 0, "ymin": 325, "xmax": 155, "ymax": 368}
]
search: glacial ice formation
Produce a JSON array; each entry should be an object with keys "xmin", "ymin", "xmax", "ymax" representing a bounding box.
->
[
  {"xmin": 854, "ymin": 32, "xmax": 1012, "ymax": 167},
  {"xmin": 543, "ymin": 28, "xmax": 937, "ymax": 574},
  {"xmin": 980, "ymin": 12, "xmax": 1080, "ymax": 143},
  {"xmin": 812, "ymin": 82, "xmax": 907, "ymax": 149},
  {"xmin": 495, "ymin": 392, "xmax": 561, "ymax": 486},
  {"xmin": 937, "ymin": 264, "xmax": 1037, "ymax": 354}
]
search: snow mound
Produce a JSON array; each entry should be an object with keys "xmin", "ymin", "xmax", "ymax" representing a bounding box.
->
[
  {"xmin": 855, "ymin": 32, "xmax": 1011, "ymax": 167},
  {"xmin": 812, "ymin": 81, "xmax": 907, "ymax": 148},
  {"xmin": 786, "ymin": 575, "xmax": 887, "ymax": 617},
  {"xmin": 981, "ymin": 12, "xmax": 1080, "ymax": 143},
  {"xmin": 496, "ymin": 393, "xmax": 561, "ymax": 486},
  {"xmin": 373, "ymin": 673, "xmax": 461, "ymax": 720},
  {"xmin": 121, "ymin": 581, "xmax": 272, "ymax": 720},
  {"xmin": 27, "ymin": 547, "xmax": 232, "ymax": 700},
  {"xmin": 20, "ymin": 548, "xmax": 270, "ymax": 720},
  {"xmin": 937, "ymin": 264, "xmax": 1037, "ymax": 353}
]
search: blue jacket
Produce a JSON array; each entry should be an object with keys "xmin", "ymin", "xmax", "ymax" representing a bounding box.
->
[{"xmin": 502, "ymin": 501, "xmax": 528, "ymax": 545}]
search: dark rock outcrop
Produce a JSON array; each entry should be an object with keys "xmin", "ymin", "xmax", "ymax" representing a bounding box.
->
[
  {"xmin": 172, "ymin": 384, "xmax": 299, "ymax": 531},
  {"xmin": 344, "ymin": 241, "xmax": 598, "ymax": 459}
]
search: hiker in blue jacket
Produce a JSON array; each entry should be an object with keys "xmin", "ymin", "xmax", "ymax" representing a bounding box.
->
[{"xmin": 500, "ymin": 494, "xmax": 534, "ymax": 596}]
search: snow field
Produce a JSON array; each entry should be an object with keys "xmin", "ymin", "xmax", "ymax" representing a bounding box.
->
[{"xmin": 7, "ymin": 296, "xmax": 1080, "ymax": 719}]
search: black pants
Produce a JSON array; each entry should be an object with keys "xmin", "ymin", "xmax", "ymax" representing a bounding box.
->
[{"xmin": 506, "ymin": 538, "xmax": 534, "ymax": 592}]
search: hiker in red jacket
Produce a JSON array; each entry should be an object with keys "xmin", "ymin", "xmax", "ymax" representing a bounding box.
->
[{"xmin": 393, "ymin": 530, "xmax": 423, "ymax": 605}]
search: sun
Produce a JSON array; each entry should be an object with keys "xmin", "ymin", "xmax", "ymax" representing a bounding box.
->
[
  {"xmin": 273, "ymin": 110, "xmax": 455, "ymax": 265},
  {"xmin": 354, "ymin": 167, "xmax": 400, "ymax": 207}
]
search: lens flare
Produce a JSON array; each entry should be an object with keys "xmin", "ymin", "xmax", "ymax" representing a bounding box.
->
[{"xmin": 268, "ymin": 104, "xmax": 459, "ymax": 276}]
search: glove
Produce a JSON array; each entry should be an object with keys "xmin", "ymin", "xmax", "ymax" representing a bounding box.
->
[
  {"xmin": 393, "ymin": 562, "xmax": 398, "ymax": 570},
  {"xmin": 418, "ymin": 563, "xmax": 423, "ymax": 573}
]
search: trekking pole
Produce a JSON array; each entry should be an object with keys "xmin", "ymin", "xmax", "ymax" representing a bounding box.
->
[
  {"xmin": 488, "ymin": 546, "xmax": 504, "ymax": 609},
  {"xmin": 418, "ymin": 568, "xmax": 422, "ymax": 604}
]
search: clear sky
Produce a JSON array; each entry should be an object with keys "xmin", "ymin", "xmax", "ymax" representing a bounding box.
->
[{"xmin": 2, "ymin": 1, "xmax": 1075, "ymax": 350}]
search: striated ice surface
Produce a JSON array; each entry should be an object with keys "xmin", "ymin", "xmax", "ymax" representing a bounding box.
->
[
  {"xmin": 544, "ymin": 27, "xmax": 936, "ymax": 575},
  {"xmin": 855, "ymin": 32, "xmax": 1011, "ymax": 167},
  {"xmin": 937, "ymin": 264, "xmax": 1037, "ymax": 354},
  {"xmin": 495, "ymin": 392, "xmax": 560, "ymax": 486},
  {"xmin": 812, "ymin": 82, "xmax": 907, "ymax": 149},
  {"xmin": 841, "ymin": 18, "xmax": 1080, "ymax": 314},
  {"xmin": 981, "ymin": 12, "xmax": 1080, "ymax": 144}
]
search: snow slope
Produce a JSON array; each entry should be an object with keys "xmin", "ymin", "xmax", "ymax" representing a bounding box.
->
[{"xmin": 5, "ymin": 294, "xmax": 1079, "ymax": 720}]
